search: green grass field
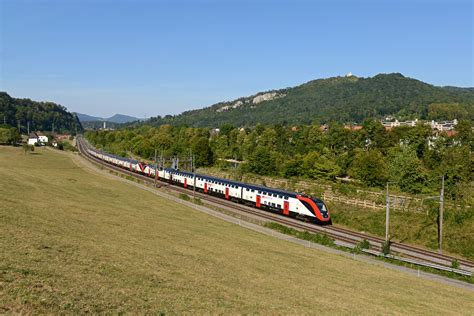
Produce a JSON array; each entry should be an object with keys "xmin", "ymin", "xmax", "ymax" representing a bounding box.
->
[{"xmin": 1, "ymin": 146, "xmax": 473, "ymax": 313}]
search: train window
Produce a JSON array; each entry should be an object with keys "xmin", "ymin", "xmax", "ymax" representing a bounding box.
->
[
  {"xmin": 277, "ymin": 204, "xmax": 281, "ymax": 208},
  {"xmin": 284, "ymin": 196, "xmax": 289, "ymax": 200}
]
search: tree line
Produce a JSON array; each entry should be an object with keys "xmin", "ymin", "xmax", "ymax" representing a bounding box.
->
[
  {"xmin": 85, "ymin": 119, "xmax": 473, "ymax": 201},
  {"xmin": 0, "ymin": 92, "xmax": 83, "ymax": 134}
]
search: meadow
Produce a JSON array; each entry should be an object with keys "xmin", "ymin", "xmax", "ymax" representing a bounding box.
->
[{"xmin": 1, "ymin": 146, "xmax": 473, "ymax": 313}]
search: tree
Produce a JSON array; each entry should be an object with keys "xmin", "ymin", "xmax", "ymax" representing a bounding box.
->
[
  {"xmin": 455, "ymin": 120, "xmax": 473, "ymax": 150},
  {"xmin": 246, "ymin": 147, "xmax": 276, "ymax": 175},
  {"xmin": 428, "ymin": 103, "xmax": 468, "ymax": 120},
  {"xmin": 389, "ymin": 146, "xmax": 427, "ymax": 194},
  {"xmin": 192, "ymin": 137, "xmax": 213, "ymax": 167},
  {"xmin": 0, "ymin": 127, "xmax": 21, "ymax": 145},
  {"xmin": 302, "ymin": 152, "xmax": 341, "ymax": 180},
  {"xmin": 349, "ymin": 149, "xmax": 388, "ymax": 187}
]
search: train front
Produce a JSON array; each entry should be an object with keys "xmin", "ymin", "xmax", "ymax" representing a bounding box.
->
[
  {"xmin": 296, "ymin": 194, "xmax": 332, "ymax": 224},
  {"xmin": 312, "ymin": 197, "xmax": 332, "ymax": 225}
]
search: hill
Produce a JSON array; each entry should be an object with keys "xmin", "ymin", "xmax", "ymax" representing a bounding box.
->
[
  {"xmin": 76, "ymin": 112, "xmax": 139, "ymax": 123},
  {"xmin": 146, "ymin": 73, "xmax": 474, "ymax": 127},
  {"xmin": 1, "ymin": 146, "xmax": 473, "ymax": 313},
  {"xmin": 0, "ymin": 92, "xmax": 82, "ymax": 134}
]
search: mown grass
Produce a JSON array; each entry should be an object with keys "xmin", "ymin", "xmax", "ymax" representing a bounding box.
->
[
  {"xmin": 264, "ymin": 223, "xmax": 474, "ymax": 284},
  {"xmin": 1, "ymin": 146, "xmax": 473, "ymax": 314}
]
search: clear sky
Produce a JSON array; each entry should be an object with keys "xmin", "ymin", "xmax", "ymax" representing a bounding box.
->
[{"xmin": 1, "ymin": 0, "xmax": 472, "ymax": 118}]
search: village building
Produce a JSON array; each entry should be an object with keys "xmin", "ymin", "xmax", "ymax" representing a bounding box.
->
[{"xmin": 27, "ymin": 132, "xmax": 48, "ymax": 146}]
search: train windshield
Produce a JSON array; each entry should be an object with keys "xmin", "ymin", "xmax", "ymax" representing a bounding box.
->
[{"xmin": 313, "ymin": 199, "xmax": 328, "ymax": 213}]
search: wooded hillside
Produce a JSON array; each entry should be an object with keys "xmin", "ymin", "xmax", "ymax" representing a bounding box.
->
[
  {"xmin": 0, "ymin": 92, "xmax": 82, "ymax": 134},
  {"xmin": 145, "ymin": 73, "xmax": 474, "ymax": 127}
]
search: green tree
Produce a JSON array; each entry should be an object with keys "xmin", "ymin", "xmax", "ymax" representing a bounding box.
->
[
  {"xmin": 302, "ymin": 152, "xmax": 341, "ymax": 180},
  {"xmin": 350, "ymin": 149, "xmax": 388, "ymax": 187},
  {"xmin": 192, "ymin": 137, "xmax": 213, "ymax": 167},
  {"xmin": 389, "ymin": 146, "xmax": 427, "ymax": 194},
  {"xmin": 455, "ymin": 120, "xmax": 473, "ymax": 150},
  {"xmin": 246, "ymin": 147, "xmax": 276, "ymax": 175}
]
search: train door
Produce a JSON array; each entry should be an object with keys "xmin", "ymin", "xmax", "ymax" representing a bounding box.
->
[
  {"xmin": 256, "ymin": 195, "xmax": 261, "ymax": 207},
  {"xmin": 184, "ymin": 178, "xmax": 187, "ymax": 188},
  {"xmin": 225, "ymin": 187, "xmax": 229, "ymax": 200},
  {"xmin": 283, "ymin": 201, "xmax": 289, "ymax": 215},
  {"xmin": 204, "ymin": 183, "xmax": 208, "ymax": 193}
]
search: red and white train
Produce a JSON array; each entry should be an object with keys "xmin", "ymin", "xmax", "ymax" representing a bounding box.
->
[{"xmin": 86, "ymin": 146, "xmax": 332, "ymax": 224}]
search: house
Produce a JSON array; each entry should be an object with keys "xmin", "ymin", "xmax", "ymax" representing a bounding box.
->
[
  {"xmin": 382, "ymin": 119, "xmax": 418, "ymax": 130},
  {"xmin": 429, "ymin": 119, "xmax": 458, "ymax": 131},
  {"xmin": 36, "ymin": 132, "xmax": 48, "ymax": 144},
  {"xmin": 27, "ymin": 132, "xmax": 48, "ymax": 146},
  {"xmin": 27, "ymin": 132, "xmax": 39, "ymax": 145}
]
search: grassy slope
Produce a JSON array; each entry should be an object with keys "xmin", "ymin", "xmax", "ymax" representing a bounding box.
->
[
  {"xmin": 330, "ymin": 202, "xmax": 474, "ymax": 260},
  {"xmin": 1, "ymin": 146, "xmax": 473, "ymax": 314}
]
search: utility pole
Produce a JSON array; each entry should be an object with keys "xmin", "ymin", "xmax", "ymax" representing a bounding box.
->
[
  {"xmin": 154, "ymin": 148, "xmax": 158, "ymax": 187},
  {"xmin": 385, "ymin": 181, "xmax": 397, "ymax": 243},
  {"xmin": 27, "ymin": 121, "xmax": 30, "ymax": 135},
  {"xmin": 191, "ymin": 151, "xmax": 196, "ymax": 198},
  {"xmin": 160, "ymin": 149, "xmax": 164, "ymax": 170},
  {"xmin": 439, "ymin": 175, "xmax": 444, "ymax": 254},
  {"xmin": 385, "ymin": 182, "xmax": 390, "ymax": 242}
]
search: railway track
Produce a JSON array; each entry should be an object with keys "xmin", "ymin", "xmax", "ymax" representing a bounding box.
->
[{"xmin": 76, "ymin": 137, "xmax": 474, "ymax": 274}]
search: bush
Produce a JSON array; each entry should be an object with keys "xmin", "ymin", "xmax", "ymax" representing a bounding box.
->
[
  {"xmin": 264, "ymin": 222, "xmax": 335, "ymax": 247},
  {"xmin": 451, "ymin": 260, "xmax": 460, "ymax": 269},
  {"xmin": 193, "ymin": 198, "xmax": 203, "ymax": 205},
  {"xmin": 353, "ymin": 239, "xmax": 370, "ymax": 254},
  {"xmin": 22, "ymin": 143, "xmax": 35, "ymax": 153},
  {"xmin": 382, "ymin": 240, "xmax": 391, "ymax": 255},
  {"xmin": 359, "ymin": 239, "xmax": 370, "ymax": 250},
  {"xmin": 179, "ymin": 193, "xmax": 190, "ymax": 201}
]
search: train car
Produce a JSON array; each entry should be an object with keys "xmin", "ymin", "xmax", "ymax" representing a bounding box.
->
[{"xmin": 85, "ymin": 145, "xmax": 331, "ymax": 224}]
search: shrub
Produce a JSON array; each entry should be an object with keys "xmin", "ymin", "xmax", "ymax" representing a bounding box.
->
[
  {"xmin": 382, "ymin": 240, "xmax": 391, "ymax": 255},
  {"xmin": 179, "ymin": 193, "xmax": 190, "ymax": 201},
  {"xmin": 359, "ymin": 239, "xmax": 370, "ymax": 250},
  {"xmin": 451, "ymin": 260, "xmax": 460, "ymax": 269}
]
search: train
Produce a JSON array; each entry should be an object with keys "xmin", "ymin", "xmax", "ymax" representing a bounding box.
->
[{"xmin": 85, "ymin": 144, "xmax": 332, "ymax": 225}]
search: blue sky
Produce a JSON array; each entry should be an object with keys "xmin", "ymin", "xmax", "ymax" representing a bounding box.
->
[{"xmin": 1, "ymin": 0, "xmax": 472, "ymax": 117}]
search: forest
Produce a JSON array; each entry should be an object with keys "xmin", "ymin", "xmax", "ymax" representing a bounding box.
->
[
  {"xmin": 141, "ymin": 73, "xmax": 474, "ymax": 127},
  {"xmin": 85, "ymin": 119, "xmax": 473, "ymax": 203},
  {"xmin": 0, "ymin": 92, "xmax": 83, "ymax": 134}
]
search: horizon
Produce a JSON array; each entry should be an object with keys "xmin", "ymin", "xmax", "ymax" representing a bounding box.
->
[
  {"xmin": 1, "ymin": 0, "xmax": 473, "ymax": 117},
  {"xmin": 4, "ymin": 72, "xmax": 474, "ymax": 119}
]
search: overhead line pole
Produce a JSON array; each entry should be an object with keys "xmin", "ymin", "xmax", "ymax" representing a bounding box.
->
[
  {"xmin": 154, "ymin": 148, "xmax": 158, "ymax": 187},
  {"xmin": 385, "ymin": 182, "xmax": 390, "ymax": 243},
  {"xmin": 385, "ymin": 181, "xmax": 397, "ymax": 243},
  {"xmin": 439, "ymin": 175, "xmax": 444, "ymax": 254}
]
